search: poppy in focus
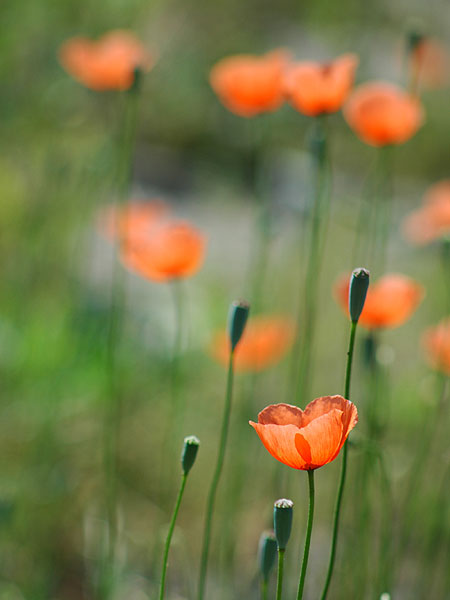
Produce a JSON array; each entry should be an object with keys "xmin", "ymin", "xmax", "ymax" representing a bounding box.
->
[
  {"xmin": 423, "ymin": 318, "xmax": 450, "ymax": 375},
  {"xmin": 211, "ymin": 315, "xmax": 295, "ymax": 372},
  {"xmin": 334, "ymin": 273, "xmax": 424, "ymax": 329},
  {"xmin": 210, "ymin": 50, "xmax": 289, "ymax": 117},
  {"xmin": 98, "ymin": 200, "xmax": 169, "ymax": 243},
  {"xmin": 285, "ymin": 53, "xmax": 358, "ymax": 117},
  {"xmin": 122, "ymin": 219, "xmax": 206, "ymax": 282},
  {"xmin": 344, "ymin": 82, "xmax": 424, "ymax": 146},
  {"xmin": 59, "ymin": 30, "xmax": 154, "ymax": 91},
  {"xmin": 402, "ymin": 180, "xmax": 450, "ymax": 246},
  {"xmin": 250, "ymin": 396, "xmax": 358, "ymax": 470}
]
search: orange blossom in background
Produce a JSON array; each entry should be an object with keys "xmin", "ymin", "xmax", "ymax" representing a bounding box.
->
[
  {"xmin": 59, "ymin": 30, "xmax": 154, "ymax": 91},
  {"xmin": 285, "ymin": 53, "xmax": 358, "ymax": 117},
  {"xmin": 344, "ymin": 82, "xmax": 424, "ymax": 146},
  {"xmin": 423, "ymin": 318, "xmax": 450, "ymax": 375},
  {"xmin": 122, "ymin": 216, "xmax": 206, "ymax": 282},
  {"xmin": 209, "ymin": 50, "xmax": 289, "ymax": 117},
  {"xmin": 402, "ymin": 180, "xmax": 450, "ymax": 246},
  {"xmin": 211, "ymin": 315, "xmax": 295, "ymax": 372}
]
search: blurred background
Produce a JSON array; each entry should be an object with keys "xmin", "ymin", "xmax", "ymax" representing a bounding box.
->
[{"xmin": 0, "ymin": 0, "xmax": 449, "ymax": 598}]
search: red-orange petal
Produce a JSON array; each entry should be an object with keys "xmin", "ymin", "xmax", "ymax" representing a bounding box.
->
[
  {"xmin": 344, "ymin": 82, "xmax": 424, "ymax": 147},
  {"xmin": 210, "ymin": 50, "xmax": 289, "ymax": 117},
  {"xmin": 285, "ymin": 53, "xmax": 358, "ymax": 117}
]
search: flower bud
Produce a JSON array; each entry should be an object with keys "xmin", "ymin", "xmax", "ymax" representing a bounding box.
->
[
  {"xmin": 228, "ymin": 300, "xmax": 250, "ymax": 351},
  {"xmin": 349, "ymin": 268, "xmax": 370, "ymax": 323},
  {"xmin": 258, "ymin": 531, "xmax": 277, "ymax": 582},
  {"xmin": 273, "ymin": 498, "xmax": 294, "ymax": 550},
  {"xmin": 181, "ymin": 435, "xmax": 200, "ymax": 474}
]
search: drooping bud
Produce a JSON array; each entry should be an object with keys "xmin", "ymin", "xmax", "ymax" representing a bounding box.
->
[
  {"xmin": 273, "ymin": 499, "xmax": 294, "ymax": 550},
  {"xmin": 258, "ymin": 531, "xmax": 277, "ymax": 582},
  {"xmin": 181, "ymin": 435, "xmax": 200, "ymax": 474},
  {"xmin": 228, "ymin": 300, "xmax": 250, "ymax": 351},
  {"xmin": 349, "ymin": 268, "xmax": 370, "ymax": 323}
]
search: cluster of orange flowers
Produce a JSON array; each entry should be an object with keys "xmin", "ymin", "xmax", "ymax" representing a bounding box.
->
[
  {"xmin": 210, "ymin": 49, "xmax": 424, "ymax": 147},
  {"xmin": 59, "ymin": 30, "xmax": 450, "ymax": 467}
]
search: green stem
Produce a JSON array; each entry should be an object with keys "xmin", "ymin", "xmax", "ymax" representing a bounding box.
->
[
  {"xmin": 197, "ymin": 351, "xmax": 235, "ymax": 600},
  {"xmin": 101, "ymin": 83, "xmax": 140, "ymax": 599},
  {"xmin": 276, "ymin": 549, "xmax": 285, "ymax": 600},
  {"xmin": 320, "ymin": 319, "xmax": 358, "ymax": 600},
  {"xmin": 297, "ymin": 469, "xmax": 315, "ymax": 600},
  {"xmin": 292, "ymin": 117, "xmax": 329, "ymax": 406},
  {"xmin": 159, "ymin": 473, "xmax": 188, "ymax": 600}
]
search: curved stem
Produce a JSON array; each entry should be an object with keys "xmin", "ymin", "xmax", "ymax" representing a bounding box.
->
[
  {"xmin": 320, "ymin": 320, "xmax": 358, "ymax": 600},
  {"xmin": 276, "ymin": 549, "xmax": 285, "ymax": 600},
  {"xmin": 159, "ymin": 473, "xmax": 188, "ymax": 600},
  {"xmin": 197, "ymin": 351, "xmax": 235, "ymax": 600},
  {"xmin": 297, "ymin": 469, "xmax": 315, "ymax": 600}
]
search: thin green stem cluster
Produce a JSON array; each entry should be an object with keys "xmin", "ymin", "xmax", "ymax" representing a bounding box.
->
[
  {"xmin": 197, "ymin": 351, "xmax": 235, "ymax": 600},
  {"xmin": 320, "ymin": 320, "xmax": 358, "ymax": 600}
]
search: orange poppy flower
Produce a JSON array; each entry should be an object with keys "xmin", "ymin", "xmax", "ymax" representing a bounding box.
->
[
  {"xmin": 410, "ymin": 38, "xmax": 449, "ymax": 90},
  {"xmin": 59, "ymin": 30, "xmax": 154, "ymax": 91},
  {"xmin": 209, "ymin": 50, "xmax": 289, "ymax": 117},
  {"xmin": 98, "ymin": 200, "xmax": 168, "ymax": 243},
  {"xmin": 122, "ymin": 219, "xmax": 206, "ymax": 282},
  {"xmin": 344, "ymin": 82, "xmax": 424, "ymax": 146},
  {"xmin": 250, "ymin": 396, "xmax": 358, "ymax": 470},
  {"xmin": 211, "ymin": 316, "xmax": 295, "ymax": 372},
  {"xmin": 402, "ymin": 180, "xmax": 450, "ymax": 246},
  {"xmin": 334, "ymin": 273, "xmax": 424, "ymax": 329},
  {"xmin": 423, "ymin": 318, "xmax": 450, "ymax": 375},
  {"xmin": 284, "ymin": 53, "xmax": 358, "ymax": 117}
]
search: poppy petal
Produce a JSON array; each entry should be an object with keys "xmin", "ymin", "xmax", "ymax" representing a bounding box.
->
[{"xmin": 250, "ymin": 422, "xmax": 308, "ymax": 469}]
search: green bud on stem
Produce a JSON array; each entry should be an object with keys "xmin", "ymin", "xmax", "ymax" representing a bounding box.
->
[
  {"xmin": 181, "ymin": 435, "xmax": 200, "ymax": 474},
  {"xmin": 228, "ymin": 300, "xmax": 250, "ymax": 351},
  {"xmin": 258, "ymin": 531, "xmax": 277, "ymax": 582},
  {"xmin": 273, "ymin": 499, "xmax": 294, "ymax": 551},
  {"xmin": 349, "ymin": 268, "xmax": 370, "ymax": 323}
]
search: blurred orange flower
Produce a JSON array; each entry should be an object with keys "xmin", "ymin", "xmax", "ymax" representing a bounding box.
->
[
  {"xmin": 402, "ymin": 180, "xmax": 450, "ymax": 246},
  {"xmin": 98, "ymin": 200, "xmax": 168, "ymax": 243},
  {"xmin": 423, "ymin": 318, "xmax": 450, "ymax": 375},
  {"xmin": 210, "ymin": 50, "xmax": 289, "ymax": 117},
  {"xmin": 59, "ymin": 30, "xmax": 154, "ymax": 91},
  {"xmin": 211, "ymin": 316, "xmax": 295, "ymax": 372},
  {"xmin": 285, "ymin": 53, "xmax": 358, "ymax": 117},
  {"xmin": 122, "ymin": 219, "xmax": 206, "ymax": 282},
  {"xmin": 334, "ymin": 273, "xmax": 424, "ymax": 329},
  {"xmin": 410, "ymin": 38, "xmax": 450, "ymax": 90},
  {"xmin": 250, "ymin": 396, "xmax": 357, "ymax": 470},
  {"xmin": 344, "ymin": 82, "xmax": 424, "ymax": 146}
]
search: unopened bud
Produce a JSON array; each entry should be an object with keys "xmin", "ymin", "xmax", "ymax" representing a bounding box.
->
[
  {"xmin": 228, "ymin": 300, "xmax": 250, "ymax": 351},
  {"xmin": 349, "ymin": 268, "xmax": 370, "ymax": 323},
  {"xmin": 273, "ymin": 499, "xmax": 294, "ymax": 550},
  {"xmin": 181, "ymin": 435, "xmax": 200, "ymax": 474},
  {"xmin": 258, "ymin": 531, "xmax": 277, "ymax": 582}
]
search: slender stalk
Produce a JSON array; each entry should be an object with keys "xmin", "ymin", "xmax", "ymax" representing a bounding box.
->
[
  {"xmin": 100, "ymin": 82, "xmax": 140, "ymax": 599},
  {"xmin": 159, "ymin": 473, "xmax": 188, "ymax": 600},
  {"xmin": 320, "ymin": 319, "xmax": 358, "ymax": 600},
  {"xmin": 197, "ymin": 351, "xmax": 235, "ymax": 600},
  {"xmin": 297, "ymin": 470, "xmax": 315, "ymax": 600},
  {"xmin": 292, "ymin": 117, "xmax": 330, "ymax": 405},
  {"xmin": 276, "ymin": 549, "xmax": 285, "ymax": 600}
]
